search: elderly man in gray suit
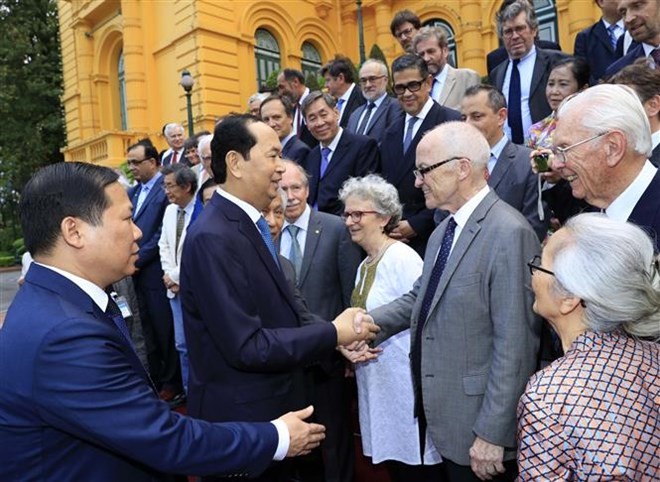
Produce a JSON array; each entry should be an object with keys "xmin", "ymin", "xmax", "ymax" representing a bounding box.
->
[
  {"xmin": 278, "ymin": 159, "xmax": 362, "ymax": 482},
  {"xmin": 346, "ymin": 59, "xmax": 403, "ymax": 146},
  {"xmin": 356, "ymin": 121, "xmax": 541, "ymax": 481}
]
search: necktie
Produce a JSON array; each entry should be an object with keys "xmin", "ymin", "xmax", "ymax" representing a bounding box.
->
[
  {"xmin": 357, "ymin": 102, "xmax": 375, "ymax": 135},
  {"xmin": 411, "ymin": 217, "xmax": 457, "ymax": 397},
  {"xmin": 488, "ymin": 152, "xmax": 498, "ymax": 176},
  {"xmin": 106, "ymin": 295, "xmax": 134, "ymax": 348},
  {"xmin": 508, "ymin": 59, "xmax": 524, "ymax": 144},
  {"xmin": 285, "ymin": 224, "xmax": 303, "ymax": 282},
  {"xmin": 607, "ymin": 24, "xmax": 618, "ymax": 50},
  {"xmin": 651, "ymin": 48, "xmax": 660, "ymax": 68},
  {"xmin": 171, "ymin": 151, "xmax": 178, "ymax": 164},
  {"xmin": 403, "ymin": 116, "xmax": 418, "ymax": 154},
  {"xmin": 337, "ymin": 98, "xmax": 345, "ymax": 114},
  {"xmin": 320, "ymin": 146, "xmax": 331, "ymax": 178},
  {"xmin": 256, "ymin": 216, "xmax": 280, "ymax": 268},
  {"xmin": 431, "ymin": 78, "xmax": 440, "ymax": 101},
  {"xmin": 296, "ymin": 103, "xmax": 303, "ymax": 137},
  {"xmin": 175, "ymin": 208, "xmax": 185, "ymax": 253}
]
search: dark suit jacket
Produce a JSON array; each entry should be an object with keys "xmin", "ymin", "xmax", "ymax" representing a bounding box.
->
[
  {"xmin": 345, "ymin": 95, "xmax": 404, "ymax": 146},
  {"xmin": 282, "ymin": 136, "xmax": 310, "ymax": 164},
  {"xmin": 491, "ymin": 140, "xmax": 549, "ymax": 240},
  {"xmin": 490, "ymin": 48, "xmax": 567, "ymax": 126},
  {"xmin": 339, "ymin": 85, "xmax": 367, "ymax": 128},
  {"xmin": 0, "ymin": 264, "xmax": 278, "ymax": 481},
  {"xmin": 161, "ymin": 149, "xmax": 184, "ymax": 166},
  {"xmin": 629, "ymin": 169, "xmax": 660, "ymax": 252},
  {"xmin": 486, "ymin": 40, "xmax": 562, "ymax": 76},
  {"xmin": 302, "ymin": 130, "xmax": 380, "ymax": 216},
  {"xmin": 604, "ymin": 42, "xmax": 646, "ymax": 78},
  {"xmin": 650, "ymin": 143, "xmax": 660, "ymax": 167},
  {"xmin": 574, "ymin": 19, "xmax": 622, "ymax": 84},
  {"xmin": 379, "ymin": 101, "xmax": 462, "ymax": 256},
  {"xmin": 128, "ymin": 176, "xmax": 169, "ymax": 289},
  {"xmin": 180, "ymin": 193, "xmax": 337, "ymax": 423}
]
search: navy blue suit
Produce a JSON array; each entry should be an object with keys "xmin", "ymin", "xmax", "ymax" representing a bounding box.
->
[
  {"xmin": 380, "ymin": 101, "xmax": 462, "ymax": 256},
  {"xmin": 604, "ymin": 43, "xmax": 646, "ymax": 78},
  {"xmin": 128, "ymin": 175, "xmax": 179, "ymax": 389},
  {"xmin": 574, "ymin": 20, "xmax": 623, "ymax": 84},
  {"xmin": 302, "ymin": 130, "xmax": 380, "ymax": 216},
  {"xmin": 339, "ymin": 85, "xmax": 367, "ymax": 128},
  {"xmin": 345, "ymin": 95, "xmax": 403, "ymax": 146},
  {"xmin": 180, "ymin": 193, "xmax": 338, "ymax": 424},
  {"xmin": 0, "ymin": 264, "xmax": 278, "ymax": 481},
  {"xmin": 629, "ymin": 169, "xmax": 660, "ymax": 252},
  {"xmin": 282, "ymin": 135, "xmax": 310, "ymax": 164}
]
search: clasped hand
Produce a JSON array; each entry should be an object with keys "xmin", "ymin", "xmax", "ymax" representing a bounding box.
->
[{"xmin": 333, "ymin": 310, "xmax": 381, "ymax": 363}]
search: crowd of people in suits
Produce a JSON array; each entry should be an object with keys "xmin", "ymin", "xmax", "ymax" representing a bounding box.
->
[{"xmin": 1, "ymin": 0, "xmax": 660, "ymax": 481}]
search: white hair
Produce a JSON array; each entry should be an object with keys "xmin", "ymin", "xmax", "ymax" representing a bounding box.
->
[
  {"xmin": 425, "ymin": 121, "xmax": 490, "ymax": 172},
  {"xmin": 557, "ymin": 84, "xmax": 652, "ymax": 158},
  {"xmin": 277, "ymin": 187, "xmax": 288, "ymax": 209},
  {"xmin": 360, "ymin": 59, "xmax": 388, "ymax": 77},
  {"xmin": 551, "ymin": 213, "xmax": 660, "ymax": 340},
  {"xmin": 197, "ymin": 134, "xmax": 213, "ymax": 155},
  {"xmin": 164, "ymin": 123, "xmax": 183, "ymax": 137},
  {"xmin": 248, "ymin": 92, "xmax": 269, "ymax": 107}
]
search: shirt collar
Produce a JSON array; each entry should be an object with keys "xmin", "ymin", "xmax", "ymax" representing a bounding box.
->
[
  {"xmin": 606, "ymin": 161, "xmax": 657, "ymax": 221},
  {"xmin": 215, "ymin": 187, "xmax": 262, "ymax": 224},
  {"xmin": 643, "ymin": 43, "xmax": 660, "ymax": 55},
  {"xmin": 490, "ymin": 134, "xmax": 509, "ymax": 160},
  {"xmin": 140, "ymin": 171, "xmax": 162, "ymax": 190},
  {"xmin": 283, "ymin": 204, "xmax": 311, "ymax": 231},
  {"xmin": 340, "ymin": 83, "xmax": 356, "ymax": 102},
  {"xmin": 509, "ymin": 44, "xmax": 536, "ymax": 63},
  {"xmin": 182, "ymin": 196, "xmax": 197, "ymax": 214},
  {"xmin": 405, "ymin": 97, "xmax": 435, "ymax": 124},
  {"xmin": 281, "ymin": 132, "xmax": 295, "ymax": 147},
  {"xmin": 35, "ymin": 262, "xmax": 110, "ymax": 311},
  {"xmin": 370, "ymin": 92, "xmax": 388, "ymax": 107},
  {"xmin": 452, "ymin": 185, "xmax": 491, "ymax": 229},
  {"xmin": 435, "ymin": 64, "xmax": 449, "ymax": 84},
  {"xmin": 321, "ymin": 127, "xmax": 344, "ymax": 150}
]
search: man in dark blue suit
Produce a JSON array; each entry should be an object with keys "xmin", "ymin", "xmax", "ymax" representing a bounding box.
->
[
  {"xmin": 604, "ymin": 0, "xmax": 660, "ymax": 77},
  {"xmin": 550, "ymin": 84, "xmax": 659, "ymax": 252},
  {"xmin": 260, "ymin": 94, "xmax": 310, "ymax": 164},
  {"xmin": 380, "ymin": 54, "xmax": 462, "ymax": 256},
  {"xmin": 301, "ymin": 91, "xmax": 380, "ymax": 216},
  {"xmin": 574, "ymin": 0, "xmax": 625, "ymax": 84},
  {"xmin": 127, "ymin": 139, "xmax": 181, "ymax": 401},
  {"xmin": 346, "ymin": 59, "xmax": 403, "ymax": 146},
  {"xmin": 180, "ymin": 115, "xmax": 379, "ymax": 481},
  {"xmin": 0, "ymin": 162, "xmax": 328, "ymax": 481}
]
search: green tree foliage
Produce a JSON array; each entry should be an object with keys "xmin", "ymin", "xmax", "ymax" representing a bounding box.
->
[
  {"xmin": 0, "ymin": 0, "xmax": 65, "ymax": 248},
  {"xmin": 368, "ymin": 44, "xmax": 388, "ymax": 71}
]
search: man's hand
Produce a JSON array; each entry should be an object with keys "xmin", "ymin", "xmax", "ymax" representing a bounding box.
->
[
  {"xmin": 332, "ymin": 307, "xmax": 379, "ymax": 346},
  {"xmin": 162, "ymin": 274, "xmax": 179, "ymax": 293},
  {"xmin": 389, "ymin": 220, "xmax": 416, "ymax": 241},
  {"xmin": 277, "ymin": 406, "xmax": 325, "ymax": 457},
  {"xmin": 338, "ymin": 341, "xmax": 382, "ymax": 363},
  {"xmin": 529, "ymin": 148, "xmax": 562, "ymax": 184},
  {"xmin": 469, "ymin": 436, "xmax": 505, "ymax": 480}
]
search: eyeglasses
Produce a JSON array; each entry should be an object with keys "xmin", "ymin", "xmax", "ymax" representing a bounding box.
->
[
  {"xmin": 527, "ymin": 255, "xmax": 554, "ymax": 276},
  {"xmin": 502, "ymin": 25, "xmax": 529, "ymax": 38},
  {"xmin": 126, "ymin": 158, "xmax": 151, "ymax": 166},
  {"xmin": 551, "ymin": 131, "xmax": 610, "ymax": 165},
  {"xmin": 395, "ymin": 26, "xmax": 416, "ymax": 39},
  {"xmin": 359, "ymin": 75, "xmax": 387, "ymax": 85},
  {"xmin": 162, "ymin": 183, "xmax": 179, "ymax": 192},
  {"xmin": 201, "ymin": 155, "xmax": 212, "ymax": 162},
  {"xmin": 392, "ymin": 79, "xmax": 427, "ymax": 96},
  {"xmin": 413, "ymin": 156, "xmax": 464, "ymax": 181},
  {"xmin": 341, "ymin": 210, "xmax": 379, "ymax": 223}
]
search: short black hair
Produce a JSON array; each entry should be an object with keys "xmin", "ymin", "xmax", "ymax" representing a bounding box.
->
[
  {"xmin": 320, "ymin": 57, "xmax": 356, "ymax": 83},
  {"xmin": 128, "ymin": 138, "xmax": 160, "ymax": 166},
  {"xmin": 20, "ymin": 162, "xmax": 119, "ymax": 257},
  {"xmin": 390, "ymin": 9, "xmax": 421, "ymax": 36},
  {"xmin": 211, "ymin": 114, "xmax": 258, "ymax": 184},
  {"xmin": 280, "ymin": 68, "xmax": 305, "ymax": 84},
  {"xmin": 391, "ymin": 54, "xmax": 429, "ymax": 79},
  {"xmin": 161, "ymin": 163, "xmax": 198, "ymax": 194},
  {"xmin": 197, "ymin": 177, "xmax": 218, "ymax": 205},
  {"xmin": 301, "ymin": 91, "xmax": 337, "ymax": 117},
  {"xmin": 260, "ymin": 94, "xmax": 294, "ymax": 118}
]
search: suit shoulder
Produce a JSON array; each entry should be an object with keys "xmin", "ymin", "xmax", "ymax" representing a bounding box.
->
[{"xmin": 314, "ymin": 210, "xmax": 345, "ymax": 229}]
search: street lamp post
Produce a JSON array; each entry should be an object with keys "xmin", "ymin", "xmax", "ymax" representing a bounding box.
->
[
  {"xmin": 179, "ymin": 70, "xmax": 195, "ymax": 137},
  {"xmin": 356, "ymin": 0, "xmax": 365, "ymax": 64}
]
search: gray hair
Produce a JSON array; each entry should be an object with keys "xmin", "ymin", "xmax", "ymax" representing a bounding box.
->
[
  {"xmin": 301, "ymin": 90, "xmax": 336, "ymax": 117},
  {"xmin": 197, "ymin": 134, "xmax": 213, "ymax": 155},
  {"xmin": 338, "ymin": 174, "xmax": 402, "ymax": 234},
  {"xmin": 412, "ymin": 26, "xmax": 448, "ymax": 51},
  {"xmin": 551, "ymin": 213, "xmax": 660, "ymax": 340},
  {"xmin": 282, "ymin": 159, "xmax": 310, "ymax": 187},
  {"xmin": 248, "ymin": 92, "xmax": 269, "ymax": 107},
  {"xmin": 425, "ymin": 121, "xmax": 490, "ymax": 173},
  {"xmin": 496, "ymin": 0, "xmax": 539, "ymax": 39},
  {"xmin": 164, "ymin": 123, "xmax": 184, "ymax": 138},
  {"xmin": 360, "ymin": 59, "xmax": 389, "ymax": 78},
  {"xmin": 557, "ymin": 84, "xmax": 652, "ymax": 158},
  {"xmin": 160, "ymin": 163, "xmax": 198, "ymax": 193}
]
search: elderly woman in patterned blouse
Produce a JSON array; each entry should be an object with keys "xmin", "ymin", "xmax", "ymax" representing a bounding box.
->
[{"xmin": 518, "ymin": 213, "xmax": 660, "ymax": 481}]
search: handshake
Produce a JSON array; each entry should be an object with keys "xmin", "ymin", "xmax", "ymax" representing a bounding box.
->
[{"xmin": 332, "ymin": 308, "xmax": 381, "ymax": 363}]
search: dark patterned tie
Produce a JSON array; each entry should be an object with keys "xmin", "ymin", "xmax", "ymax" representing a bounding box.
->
[
  {"xmin": 175, "ymin": 208, "xmax": 185, "ymax": 253},
  {"xmin": 357, "ymin": 102, "xmax": 375, "ymax": 135},
  {"xmin": 285, "ymin": 224, "xmax": 303, "ymax": 281},
  {"xmin": 508, "ymin": 58, "xmax": 524, "ymax": 144},
  {"xmin": 651, "ymin": 48, "xmax": 660, "ymax": 68},
  {"xmin": 106, "ymin": 295, "xmax": 134, "ymax": 348},
  {"xmin": 607, "ymin": 24, "xmax": 618, "ymax": 50}
]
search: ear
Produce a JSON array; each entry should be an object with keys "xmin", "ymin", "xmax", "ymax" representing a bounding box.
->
[
  {"xmin": 225, "ymin": 151, "xmax": 243, "ymax": 179},
  {"xmin": 643, "ymin": 94, "xmax": 660, "ymax": 119},
  {"xmin": 497, "ymin": 107, "xmax": 508, "ymax": 127},
  {"xmin": 604, "ymin": 131, "xmax": 627, "ymax": 168},
  {"xmin": 60, "ymin": 216, "xmax": 85, "ymax": 249},
  {"xmin": 558, "ymin": 295, "xmax": 582, "ymax": 316}
]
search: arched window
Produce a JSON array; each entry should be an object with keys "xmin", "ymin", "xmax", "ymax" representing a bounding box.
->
[
  {"xmin": 118, "ymin": 51, "xmax": 127, "ymax": 130},
  {"xmin": 533, "ymin": 0, "xmax": 559, "ymax": 44},
  {"xmin": 255, "ymin": 28, "xmax": 281, "ymax": 90},
  {"xmin": 422, "ymin": 19, "xmax": 457, "ymax": 67},
  {"xmin": 301, "ymin": 42, "xmax": 322, "ymax": 81}
]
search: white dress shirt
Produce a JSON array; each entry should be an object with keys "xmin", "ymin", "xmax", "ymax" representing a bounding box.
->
[
  {"xmin": 502, "ymin": 46, "xmax": 536, "ymax": 143},
  {"xmin": 606, "ymin": 161, "xmax": 657, "ymax": 222}
]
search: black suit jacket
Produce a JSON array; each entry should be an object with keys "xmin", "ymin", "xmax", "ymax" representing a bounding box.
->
[
  {"xmin": 629, "ymin": 169, "xmax": 660, "ymax": 252},
  {"xmin": 161, "ymin": 149, "xmax": 184, "ymax": 166},
  {"xmin": 487, "ymin": 40, "xmax": 562, "ymax": 76},
  {"xmin": 379, "ymin": 101, "xmax": 462, "ymax": 257},
  {"xmin": 282, "ymin": 136, "xmax": 310, "ymax": 164},
  {"xmin": 650, "ymin": 143, "xmax": 660, "ymax": 168},
  {"xmin": 345, "ymin": 95, "xmax": 403, "ymax": 146},
  {"xmin": 604, "ymin": 43, "xmax": 646, "ymax": 78},
  {"xmin": 302, "ymin": 130, "xmax": 380, "ymax": 216},
  {"xmin": 574, "ymin": 19, "xmax": 622, "ymax": 84},
  {"xmin": 339, "ymin": 85, "xmax": 367, "ymax": 128},
  {"xmin": 490, "ymin": 48, "xmax": 567, "ymax": 127}
]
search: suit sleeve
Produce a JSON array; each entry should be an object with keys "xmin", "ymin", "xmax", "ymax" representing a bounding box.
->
[
  {"xmin": 34, "ymin": 318, "xmax": 278, "ymax": 477},
  {"xmin": 574, "ymin": 30, "xmax": 586, "ymax": 58},
  {"xmin": 520, "ymin": 169, "xmax": 550, "ymax": 241},
  {"xmin": 369, "ymin": 275, "xmax": 420, "ymax": 346}
]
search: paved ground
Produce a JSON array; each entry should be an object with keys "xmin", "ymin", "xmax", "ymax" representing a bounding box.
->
[{"xmin": 0, "ymin": 268, "xmax": 21, "ymax": 324}]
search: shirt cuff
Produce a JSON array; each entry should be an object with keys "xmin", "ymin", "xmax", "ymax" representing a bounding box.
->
[{"xmin": 270, "ymin": 419, "xmax": 290, "ymax": 461}]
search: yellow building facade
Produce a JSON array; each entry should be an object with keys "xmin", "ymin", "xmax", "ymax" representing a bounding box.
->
[{"xmin": 58, "ymin": 0, "xmax": 601, "ymax": 166}]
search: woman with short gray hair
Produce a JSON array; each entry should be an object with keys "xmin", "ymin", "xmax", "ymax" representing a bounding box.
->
[
  {"xmin": 338, "ymin": 174, "xmax": 443, "ymax": 481},
  {"xmin": 519, "ymin": 213, "xmax": 660, "ymax": 480}
]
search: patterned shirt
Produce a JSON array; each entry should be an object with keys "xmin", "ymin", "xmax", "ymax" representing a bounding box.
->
[
  {"xmin": 527, "ymin": 112, "xmax": 557, "ymax": 151},
  {"xmin": 517, "ymin": 330, "xmax": 660, "ymax": 481}
]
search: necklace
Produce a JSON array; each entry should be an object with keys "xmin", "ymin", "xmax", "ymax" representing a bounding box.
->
[{"xmin": 364, "ymin": 238, "xmax": 394, "ymax": 267}]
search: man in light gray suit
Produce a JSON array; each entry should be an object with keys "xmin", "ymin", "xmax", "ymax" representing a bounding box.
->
[
  {"xmin": 278, "ymin": 159, "xmax": 362, "ymax": 482},
  {"xmin": 346, "ymin": 59, "xmax": 403, "ymax": 146},
  {"xmin": 358, "ymin": 122, "xmax": 541, "ymax": 481},
  {"xmin": 461, "ymin": 84, "xmax": 548, "ymax": 240}
]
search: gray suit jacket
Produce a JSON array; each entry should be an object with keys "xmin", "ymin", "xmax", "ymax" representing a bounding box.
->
[
  {"xmin": 490, "ymin": 140, "xmax": 549, "ymax": 241},
  {"xmin": 346, "ymin": 95, "xmax": 403, "ymax": 146},
  {"xmin": 371, "ymin": 190, "xmax": 541, "ymax": 465},
  {"xmin": 436, "ymin": 65, "xmax": 481, "ymax": 111}
]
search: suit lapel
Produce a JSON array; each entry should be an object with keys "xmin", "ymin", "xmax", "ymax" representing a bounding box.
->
[
  {"xmin": 322, "ymin": 133, "xmax": 350, "ymax": 179},
  {"xmin": 299, "ymin": 211, "xmax": 322, "ymax": 285},
  {"xmin": 365, "ymin": 98, "xmax": 388, "ymax": 135},
  {"xmin": 438, "ymin": 67, "xmax": 456, "ymax": 106},
  {"xmin": 593, "ymin": 21, "xmax": 614, "ymax": 53},
  {"xmin": 529, "ymin": 52, "xmax": 547, "ymax": 101},
  {"xmin": 488, "ymin": 141, "xmax": 514, "ymax": 190},
  {"xmin": 133, "ymin": 177, "xmax": 161, "ymax": 220}
]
